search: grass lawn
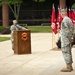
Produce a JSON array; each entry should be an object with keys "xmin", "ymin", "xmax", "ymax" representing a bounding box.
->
[
  {"xmin": 26, "ymin": 26, "xmax": 52, "ymax": 33},
  {"xmin": 0, "ymin": 37, "xmax": 10, "ymax": 42}
]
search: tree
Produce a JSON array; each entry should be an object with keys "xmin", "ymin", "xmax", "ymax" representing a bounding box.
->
[
  {"xmin": 0, "ymin": 0, "xmax": 23, "ymax": 22},
  {"xmin": 71, "ymin": 3, "xmax": 75, "ymax": 9}
]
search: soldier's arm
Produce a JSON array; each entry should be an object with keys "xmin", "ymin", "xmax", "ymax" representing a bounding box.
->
[{"xmin": 16, "ymin": 25, "xmax": 26, "ymax": 30}]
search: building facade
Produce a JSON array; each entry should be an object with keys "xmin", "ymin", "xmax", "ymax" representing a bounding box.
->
[{"xmin": 0, "ymin": 0, "xmax": 75, "ymax": 26}]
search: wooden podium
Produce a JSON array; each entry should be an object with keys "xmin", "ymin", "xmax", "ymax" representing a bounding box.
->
[{"xmin": 14, "ymin": 30, "xmax": 31, "ymax": 54}]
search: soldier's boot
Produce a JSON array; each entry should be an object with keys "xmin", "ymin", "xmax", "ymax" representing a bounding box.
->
[{"xmin": 61, "ymin": 63, "xmax": 73, "ymax": 72}]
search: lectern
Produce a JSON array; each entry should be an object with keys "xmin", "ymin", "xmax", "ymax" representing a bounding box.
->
[{"xmin": 14, "ymin": 30, "xmax": 31, "ymax": 54}]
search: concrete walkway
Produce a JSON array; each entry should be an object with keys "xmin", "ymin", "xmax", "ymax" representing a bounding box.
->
[{"xmin": 0, "ymin": 33, "xmax": 75, "ymax": 75}]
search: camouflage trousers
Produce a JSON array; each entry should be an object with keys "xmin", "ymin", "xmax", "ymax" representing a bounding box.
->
[
  {"xmin": 61, "ymin": 44, "xmax": 73, "ymax": 64},
  {"xmin": 11, "ymin": 41, "xmax": 14, "ymax": 50}
]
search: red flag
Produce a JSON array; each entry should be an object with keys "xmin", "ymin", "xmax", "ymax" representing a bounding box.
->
[
  {"xmin": 51, "ymin": 4, "xmax": 57, "ymax": 34},
  {"xmin": 57, "ymin": 7, "xmax": 62, "ymax": 30},
  {"xmin": 71, "ymin": 9, "xmax": 75, "ymax": 25}
]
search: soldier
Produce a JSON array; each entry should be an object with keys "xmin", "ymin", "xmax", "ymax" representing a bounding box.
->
[
  {"xmin": 60, "ymin": 9, "xmax": 74, "ymax": 72},
  {"xmin": 10, "ymin": 20, "xmax": 27, "ymax": 50}
]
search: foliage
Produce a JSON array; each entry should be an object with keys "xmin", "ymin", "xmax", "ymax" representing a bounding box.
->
[
  {"xmin": 0, "ymin": 0, "xmax": 22, "ymax": 5},
  {"xmin": 71, "ymin": 3, "xmax": 75, "ymax": 9},
  {"xmin": 0, "ymin": 26, "xmax": 4, "ymax": 31}
]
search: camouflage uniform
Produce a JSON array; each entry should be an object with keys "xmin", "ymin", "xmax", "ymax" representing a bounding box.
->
[
  {"xmin": 10, "ymin": 24, "xmax": 26, "ymax": 50},
  {"xmin": 61, "ymin": 16, "xmax": 74, "ymax": 64}
]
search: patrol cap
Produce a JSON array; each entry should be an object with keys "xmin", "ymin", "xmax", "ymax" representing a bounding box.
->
[
  {"xmin": 13, "ymin": 20, "xmax": 17, "ymax": 23},
  {"xmin": 60, "ymin": 9, "xmax": 67, "ymax": 13}
]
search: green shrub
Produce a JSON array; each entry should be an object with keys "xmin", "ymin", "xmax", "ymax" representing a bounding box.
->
[{"xmin": 0, "ymin": 26, "xmax": 4, "ymax": 32}]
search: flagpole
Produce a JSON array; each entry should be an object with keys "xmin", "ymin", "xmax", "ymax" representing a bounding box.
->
[
  {"xmin": 52, "ymin": 32, "xmax": 54, "ymax": 49},
  {"xmin": 51, "ymin": 26, "xmax": 53, "ymax": 49},
  {"xmin": 51, "ymin": 3, "xmax": 57, "ymax": 50}
]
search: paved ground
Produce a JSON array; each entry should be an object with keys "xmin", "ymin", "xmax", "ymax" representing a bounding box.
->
[{"xmin": 0, "ymin": 33, "xmax": 75, "ymax": 75}]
